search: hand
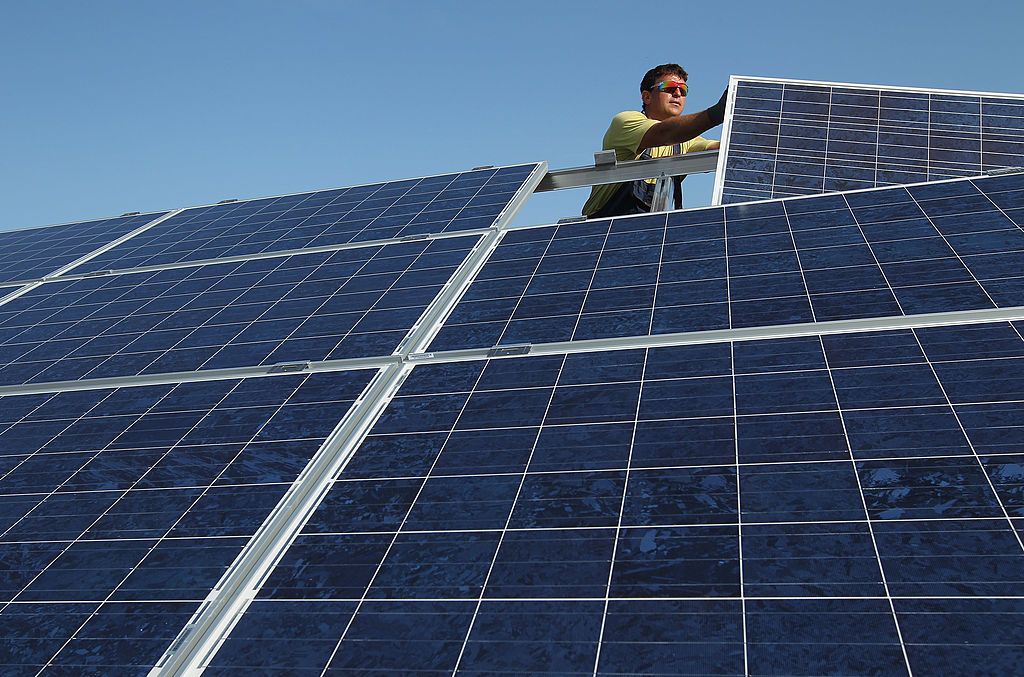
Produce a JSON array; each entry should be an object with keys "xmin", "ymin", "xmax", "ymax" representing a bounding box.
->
[{"xmin": 705, "ymin": 89, "xmax": 729, "ymax": 126}]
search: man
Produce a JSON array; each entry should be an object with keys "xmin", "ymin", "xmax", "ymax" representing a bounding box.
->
[{"xmin": 582, "ymin": 64, "xmax": 728, "ymax": 218}]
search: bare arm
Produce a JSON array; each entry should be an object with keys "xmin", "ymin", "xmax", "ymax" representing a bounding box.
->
[{"xmin": 637, "ymin": 89, "xmax": 729, "ymax": 152}]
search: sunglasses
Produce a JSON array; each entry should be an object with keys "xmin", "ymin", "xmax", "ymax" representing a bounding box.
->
[{"xmin": 650, "ymin": 80, "xmax": 689, "ymax": 96}]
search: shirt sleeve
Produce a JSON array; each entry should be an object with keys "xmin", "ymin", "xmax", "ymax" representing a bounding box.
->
[
  {"xmin": 682, "ymin": 135, "xmax": 715, "ymax": 152},
  {"xmin": 603, "ymin": 111, "xmax": 659, "ymax": 161}
]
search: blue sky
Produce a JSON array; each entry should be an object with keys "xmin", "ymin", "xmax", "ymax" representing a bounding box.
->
[{"xmin": 2, "ymin": 0, "xmax": 1021, "ymax": 232}]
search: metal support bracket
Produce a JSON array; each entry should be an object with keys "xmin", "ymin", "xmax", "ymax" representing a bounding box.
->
[
  {"xmin": 405, "ymin": 352, "xmax": 435, "ymax": 361},
  {"xmin": 535, "ymin": 150, "xmax": 718, "ymax": 192},
  {"xmin": 487, "ymin": 344, "xmax": 531, "ymax": 357},
  {"xmin": 267, "ymin": 361, "xmax": 311, "ymax": 374}
]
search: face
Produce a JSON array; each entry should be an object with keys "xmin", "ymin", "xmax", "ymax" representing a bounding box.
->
[{"xmin": 642, "ymin": 76, "xmax": 688, "ymax": 120}]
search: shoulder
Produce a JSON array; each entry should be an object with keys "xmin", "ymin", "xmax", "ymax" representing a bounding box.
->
[
  {"xmin": 606, "ymin": 110, "xmax": 658, "ymax": 137},
  {"xmin": 610, "ymin": 110, "xmax": 649, "ymax": 126}
]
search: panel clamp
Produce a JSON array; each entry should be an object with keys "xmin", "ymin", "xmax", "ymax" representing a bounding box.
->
[
  {"xmin": 120, "ymin": 211, "xmax": 141, "ymax": 216},
  {"xmin": 217, "ymin": 198, "xmax": 239, "ymax": 204},
  {"xmin": 594, "ymin": 150, "xmax": 617, "ymax": 166},
  {"xmin": 405, "ymin": 352, "xmax": 435, "ymax": 362},
  {"xmin": 557, "ymin": 216, "xmax": 587, "ymax": 225},
  {"xmin": 85, "ymin": 269, "xmax": 114, "ymax": 277},
  {"xmin": 400, "ymin": 233, "xmax": 430, "ymax": 242},
  {"xmin": 487, "ymin": 344, "xmax": 531, "ymax": 357},
  {"xmin": 471, "ymin": 165, "xmax": 495, "ymax": 171},
  {"xmin": 267, "ymin": 361, "xmax": 312, "ymax": 374}
]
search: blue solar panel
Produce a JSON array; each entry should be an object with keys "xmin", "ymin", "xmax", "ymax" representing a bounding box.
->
[
  {"xmin": 0, "ymin": 212, "xmax": 163, "ymax": 284},
  {"xmin": 68, "ymin": 164, "xmax": 541, "ymax": 274},
  {"xmin": 0, "ymin": 235, "xmax": 480, "ymax": 386},
  {"xmin": 205, "ymin": 321, "xmax": 1024, "ymax": 675},
  {"xmin": 0, "ymin": 368, "xmax": 376, "ymax": 674},
  {"xmin": 428, "ymin": 172, "xmax": 1024, "ymax": 352},
  {"xmin": 717, "ymin": 77, "xmax": 1024, "ymax": 204}
]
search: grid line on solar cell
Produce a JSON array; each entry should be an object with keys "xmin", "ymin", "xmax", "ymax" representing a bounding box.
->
[
  {"xmin": 427, "ymin": 173, "xmax": 1024, "ymax": 353},
  {"xmin": 0, "ymin": 235, "xmax": 479, "ymax": 386},
  {"xmin": 715, "ymin": 77, "xmax": 1024, "ymax": 204},
  {"xmin": 0, "ymin": 368, "xmax": 376, "ymax": 673},
  {"xmin": 69, "ymin": 164, "xmax": 541, "ymax": 275},
  {"xmin": 205, "ymin": 322, "xmax": 1024, "ymax": 675},
  {"xmin": 0, "ymin": 212, "xmax": 165, "ymax": 285}
]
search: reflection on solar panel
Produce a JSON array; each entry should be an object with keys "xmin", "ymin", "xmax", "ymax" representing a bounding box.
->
[
  {"xmin": 0, "ymin": 368, "xmax": 376, "ymax": 674},
  {"xmin": 429, "ymin": 172, "xmax": 1024, "ymax": 351},
  {"xmin": 0, "ymin": 235, "xmax": 480, "ymax": 386},
  {"xmin": 206, "ymin": 321, "xmax": 1024, "ymax": 675},
  {"xmin": 70, "ymin": 165, "xmax": 541, "ymax": 274},
  {"xmin": 0, "ymin": 211, "xmax": 164, "ymax": 284},
  {"xmin": 715, "ymin": 77, "xmax": 1024, "ymax": 204}
]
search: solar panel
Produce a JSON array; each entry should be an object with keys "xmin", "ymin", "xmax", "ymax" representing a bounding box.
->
[
  {"xmin": 0, "ymin": 211, "xmax": 165, "ymax": 285},
  {"xmin": 204, "ymin": 320, "xmax": 1024, "ymax": 675},
  {"xmin": 67, "ymin": 164, "xmax": 543, "ymax": 274},
  {"xmin": 0, "ymin": 367, "xmax": 377, "ymax": 674},
  {"xmin": 0, "ymin": 234, "xmax": 481, "ymax": 386},
  {"xmin": 714, "ymin": 77, "xmax": 1024, "ymax": 205},
  {"xmin": 428, "ymin": 172, "xmax": 1024, "ymax": 352},
  {"xmin": 0, "ymin": 162, "xmax": 561, "ymax": 674},
  {"xmin": 8, "ymin": 141, "xmax": 1024, "ymax": 674}
]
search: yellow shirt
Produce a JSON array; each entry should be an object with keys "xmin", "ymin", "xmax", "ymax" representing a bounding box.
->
[{"xmin": 582, "ymin": 110, "xmax": 714, "ymax": 216}]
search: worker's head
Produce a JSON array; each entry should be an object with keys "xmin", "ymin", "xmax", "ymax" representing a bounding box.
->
[{"xmin": 640, "ymin": 63, "xmax": 689, "ymax": 120}]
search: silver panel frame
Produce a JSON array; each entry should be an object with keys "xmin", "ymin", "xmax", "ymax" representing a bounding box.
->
[{"xmin": 149, "ymin": 162, "xmax": 548, "ymax": 676}]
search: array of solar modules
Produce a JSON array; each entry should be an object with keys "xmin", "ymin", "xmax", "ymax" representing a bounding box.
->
[
  {"xmin": 207, "ymin": 322, "xmax": 1024, "ymax": 675},
  {"xmin": 0, "ymin": 211, "xmax": 164, "ymax": 286},
  {"xmin": 4, "ymin": 74, "xmax": 1024, "ymax": 676},
  {"xmin": 0, "ymin": 163, "xmax": 548, "ymax": 675},
  {"xmin": 430, "ymin": 172, "xmax": 1024, "ymax": 351},
  {"xmin": 0, "ymin": 370, "xmax": 376, "ymax": 674},
  {"xmin": 0, "ymin": 235, "xmax": 480, "ymax": 386},
  {"xmin": 713, "ymin": 76, "xmax": 1024, "ymax": 205}
]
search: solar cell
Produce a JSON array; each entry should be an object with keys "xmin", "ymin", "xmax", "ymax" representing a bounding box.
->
[
  {"xmin": 715, "ymin": 77, "xmax": 1024, "ymax": 204},
  {"xmin": 428, "ymin": 172, "xmax": 1024, "ymax": 352},
  {"xmin": 0, "ymin": 234, "xmax": 480, "ymax": 386},
  {"xmin": 0, "ymin": 212, "xmax": 164, "ymax": 284},
  {"xmin": 205, "ymin": 321, "xmax": 1024, "ymax": 675},
  {"xmin": 0, "ymin": 368, "xmax": 377, "ymax": 674},
  {"xmin": 69, "ymin": 164, "xmax": 543, "ymax": 274}
]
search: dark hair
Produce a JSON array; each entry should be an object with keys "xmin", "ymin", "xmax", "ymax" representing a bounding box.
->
[{"xmin": 640, "ymin": 63, "xmax": 688, "ymax": 111}]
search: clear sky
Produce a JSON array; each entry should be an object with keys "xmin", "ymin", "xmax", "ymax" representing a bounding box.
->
[{"xmin": 2, "ymin": 0, "xmax": 1021, "ymax": 232}]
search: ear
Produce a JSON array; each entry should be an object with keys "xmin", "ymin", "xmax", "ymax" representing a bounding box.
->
[{"xmin": 640, "ymin": 89, "xmax": 652, "ymax": 111}]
